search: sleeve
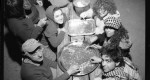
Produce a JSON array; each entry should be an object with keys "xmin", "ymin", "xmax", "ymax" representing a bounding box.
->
[
  {"xmin": 43, "ymin": 46, "xmax": 56, "ymax": 61},
  {"xmin": 23, "ymin": 70, "xmax": 70, "ymax": 80},
  {"xmin": 23, "ymin": 73, "xmax": 50, "ymax": 80},
  {"xmin": 45, "ymin": 58, "xmax": 70, "ymax": 80},
  {"xmin": 27, "ymin": 18, "xmax": 43, "ymax": 40},
  {"xmin": 10, "ymin": 18, "xmax": 43, "ymax": 41},
  {"xmin": 124, "ymin": 64, "xmax": 141, "ymax": 80},
  {"xmin": 53, "ymin": 72, "xmax": 70, "ymax": 80},
  {"xmin": 47, "ymin": 60, "xmax": 58, "ymax": 69},
  {"xmin": 21, "ymin": 65, "xmax": 50, "ymax": 80},
  {"xmin": 44, "ymin": 21, "xmax": 65, "ymax": 47}
]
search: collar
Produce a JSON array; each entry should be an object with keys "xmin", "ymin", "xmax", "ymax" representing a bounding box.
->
[{"xmin": 22, "ymin": 58, "xmax": 40, "ymax": 66}]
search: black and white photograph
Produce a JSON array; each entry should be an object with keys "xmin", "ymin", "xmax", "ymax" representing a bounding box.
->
[{"xmin": 3, "ymin": 0, "xmax": 145, "ymax": 80}]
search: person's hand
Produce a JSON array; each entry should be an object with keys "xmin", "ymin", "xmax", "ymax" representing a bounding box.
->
[
  {"xmin": 37, "ymin": 0, "xmax": 43, "ymax": 7},
  {"xmin": 90, "ymin": 56, "xmax": 102, "ymax": 64},
  {"xmin": 84, "ymin": 35, "xmax": 97, "ymax": 44},
  {"xmin": 95, "ymin": 18, "xmax": 104, "ymax": 34},
  {"xmin": 94, "ymin": 26, "xmax": 104, "ymax": 35},
  {"xmin": 90, "ymin": 36, "xmax": 98, "ymax": 43},
  {"xmin": 37, "ymin": 17, "xmax": 47, "ymax": 27},
  {"xmin": 80, "ymin": 8, "xmax": 93, "ymax": 19},
  {"xmin": 89, "ymin": 44, "xmax": 102, "ymax": 49},
  {"xmin": 67, "ymin": 65, "xmax": 80, "ymax": 75},
  {"xmin": 80, "ymin": 12, "xmax": 88, "ymax": 19}
]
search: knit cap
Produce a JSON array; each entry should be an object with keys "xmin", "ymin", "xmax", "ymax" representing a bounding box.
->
[
  {"xmin": 22, "ymin": 39, "xmax": 42, "ymax": 53},
  {"xmin": 104, "ymin": 16, "xmax": 121, "ymax": 29},
  {"xmin": 73, "ymin": 0, "xmax": 90, "ymax": 7}
]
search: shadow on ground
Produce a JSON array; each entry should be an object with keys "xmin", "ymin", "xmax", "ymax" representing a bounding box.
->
[{"xmin": 4, "ymin": 30, "xmax": 22, "ymax": 65}]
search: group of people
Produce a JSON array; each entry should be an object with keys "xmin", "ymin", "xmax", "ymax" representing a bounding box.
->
[{"xmin": 5, "ymin": 0, "xmax": 141, "ymax": 80}]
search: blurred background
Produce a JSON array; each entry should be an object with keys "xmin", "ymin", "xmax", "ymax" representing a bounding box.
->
[{"xmin": 4, "ymin": 0, "xmax": 145, "ymax": 80}]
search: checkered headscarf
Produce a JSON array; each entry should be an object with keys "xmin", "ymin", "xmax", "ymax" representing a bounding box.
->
[
  {"xmin": 104, "ymin": 16, "xmax": 121, "ymax": 29},
  {"xmin": 103, "ymin": 67, "xmax": 128, "ymax": 79}
]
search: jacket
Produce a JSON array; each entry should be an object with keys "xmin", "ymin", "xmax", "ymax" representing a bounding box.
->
[
  {"xmin": 44, "ymin": 5, "xmax": 66, "ymax": 48},
  {"xmin": 7, "ymin": 17, "xmax": 43, "ymax": 44},
  {"xmin": 21, "ymin": 57, "xmax": 70, "ymax": 80}
]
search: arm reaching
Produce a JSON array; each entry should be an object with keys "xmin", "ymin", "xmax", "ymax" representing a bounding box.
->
[{"xmin": 90, "ymin": 56, "xmax": 102, "ymax": 64}]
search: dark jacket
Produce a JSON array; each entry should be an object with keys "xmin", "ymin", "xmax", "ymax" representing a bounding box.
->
[
  {"xmin": 21, "ymin": 57, "xmax": 70, "ymax": 80},
  {"xmin": 7, "ymin": 17, "xmax": 43, "ymax": 44}
]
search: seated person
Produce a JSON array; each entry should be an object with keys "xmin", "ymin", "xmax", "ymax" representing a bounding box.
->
[
  {"xmin": 6, "ymin": 0, "xmax": 47, "ymax": 44},
  {"xmin": 90, "ymin": 47, "xmax": 141, "ymax": 80},
  {"xmin": 78, "ymin": 0, "xmax": 121, "ymax": 44},
  {"xmin": 61, "ymin": 0, "xmax": 94, "ymax": 43},
  {"xmin": 89, "ymin": 16, "xmax": 132, "ymax": 61},
  {"xmin": 21, "ymin": 38, "xmax": 80, "ymax": 80},
  {"xmin": 42, "ymin": 5, "xmax": 68, "ymax": 48},
  {"xmin": 61, "ymin": 0, "xmax": 92, "ymax": 20},
  {"xmin": 23, "ymin": 0, "xmax": 41, "ymax": 24}
]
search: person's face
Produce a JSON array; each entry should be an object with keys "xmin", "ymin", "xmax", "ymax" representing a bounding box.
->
[
  {"xmin": 102, "ymin": 55, "xmax": 117, "ymax": 72},
  {"xmin": 54, "ymin": 9, "xmax": 64, "ymax": 24},
  {"xmin": 105, "ymin": 28, "xmax": 115, "ymax": 37},
  {"xmin": 27, "ymin": 46, "xmax": 44, "ymax": 62},
  {"xmin": 97, "ymin": 7, "xmax": 108, "ymax": 18}
]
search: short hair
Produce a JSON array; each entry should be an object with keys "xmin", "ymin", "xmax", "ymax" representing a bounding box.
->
[
  {"xmin": 101, "ymin": 46, "xmax": 125, "ymax": 67},
  {"xmin": 5, "ymin": 0, "xmax": 25, "ymax": 18},
  {"xmin": 93, "ymin": 0, "xmax": 117, "ymax": 16}
]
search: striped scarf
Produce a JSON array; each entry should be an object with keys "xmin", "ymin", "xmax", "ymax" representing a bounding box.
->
[{"xmin": 103, "ymin": 67, "xmax": 129, "ymax": 80}]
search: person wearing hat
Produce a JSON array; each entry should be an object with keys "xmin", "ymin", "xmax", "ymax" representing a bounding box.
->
[
  {"xmin": 91, "ymin": 0, "xmax": 121, "ymax": 35},
  {"xmin": 90, "ymin": 16, "xmax": 133, "ymax": 68},
  {"xmin": 21, "ymin": 38, "xmax": 80, "ymax": 80},
  {"xmin": 101, "ymin": 16, "xmax": 132, "ymax": 51}
]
